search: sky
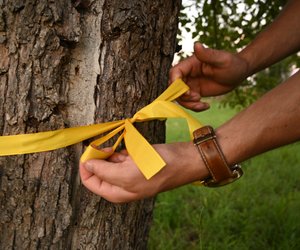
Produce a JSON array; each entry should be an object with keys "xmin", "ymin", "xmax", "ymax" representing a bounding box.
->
[
  {"xmin": 178, "ymin": 0, "xmax": 299, "ymax": 73},
  {"xmin": 180, "ymin": 0, "xmax": 197, "ymax": 55},
  {"xmin": 179, "ymin": 0, "xmax": 248, "ymax": 56}
]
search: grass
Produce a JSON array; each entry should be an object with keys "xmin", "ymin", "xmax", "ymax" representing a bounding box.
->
[{"xmin": 148, "ymin": 102, "xmax": 300, "ymax": 250}]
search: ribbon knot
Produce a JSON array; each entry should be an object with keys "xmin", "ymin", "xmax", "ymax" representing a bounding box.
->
[{"xmin": 0, "ymin": 79, "xmax": 202, "ymax": 179}]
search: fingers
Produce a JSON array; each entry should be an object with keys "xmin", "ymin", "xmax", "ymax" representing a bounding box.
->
[
  {"xmin": 79, "ymin": 147, "xmax": 126, "ymax": 180},
  {"xmin": 80, "ymin": 155, "xmax": 148, "ymax": 192},
  {"xmin": 79, "ymin": 161, "xmax": 94, "ymax": 181},
  {"xmin": 177, "ymin": 100, "xmax": 210, "ymax": 112},
  {"xmin": 169, "ymin": 42, "xmax": 230, "ymax": 86},
  {"xmin": 80, "ymin": 164, "xmax": 138, "ymax": 203},
  {"xmin": 108, "ymin": 152, "xmax": 127, "ymax": 163},
  {"xmin": 179, "ymin": 90, "xmax": 201, "ymax": 102},
  {"xmin": 98, "ymin": 182, "xmax": 139, "ymax": 203},
  {"xmin": 79, "ymin": 159, "xmax": 143, "ymax": 203},
  {"xmin": 169, "ymin": 55, "xmax": 201, "ymax": 84},
  {"xmin": 81, "ymin": 159, "xmax": 128, "ymax": 187},
  {"xmin": 177, "ymin": 89, "xmax": 210, "ymax": 112},
  {"xmin": 194, "ymin": 42, "xmax": 227, "ymax": 67}
]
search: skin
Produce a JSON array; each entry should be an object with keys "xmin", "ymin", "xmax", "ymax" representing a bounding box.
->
[{"xmin": 80, "ymin": 0, "xmax": 300, "ymax": 203}]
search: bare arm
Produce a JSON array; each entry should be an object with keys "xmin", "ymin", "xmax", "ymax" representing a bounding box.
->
[
  {"xmin": 218, "ymin": 70, "xmax": 300, "ymax": 165},
  {"xmin": 169, "ymin": 0, "xmax": 300, "ymax": 112},
  {"xmin": 78, "ymin": 0, "xmax": 300, "ymax": 203},
  {"xmin": 240, "ymin": 0, "xmax": 300, "ymax": 75},
  {"xmin": 79, "ymin": 70, "xmax": 300, "ymax": 203}
]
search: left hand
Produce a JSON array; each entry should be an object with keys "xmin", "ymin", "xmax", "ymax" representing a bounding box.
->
[
  {"xmin": 169, "ymin": 43, "xmax": 249, "ymax": 111},
  {"xmin": 79, "ymin": 142, "xmax": 209, "ymax": 203}
]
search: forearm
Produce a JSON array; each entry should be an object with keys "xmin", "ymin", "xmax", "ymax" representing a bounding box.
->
[
  {"xmin": 239, "ymin": 0, "xmax": 300, "ymax": 76},
  {"xmin": 217, "ymin": 70, "xmax": 300, "ymax": 165},
  {"xmin": 81, "ymin": 72, "xmax": 300, "ymax": 203}
]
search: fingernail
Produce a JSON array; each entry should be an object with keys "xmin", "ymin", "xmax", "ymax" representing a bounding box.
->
[
  {"xmin": 194, "ymin": 42, "xmax": 202, "ymax": 49},
  {"xmin": 204, "ymin": 102, "xmax": 210, "ymax": 108},
  {"xmin": 200, "ymin": 103, "xmax": 210, "ymax": 110},
  {"xmin": 85, "ymin": 161, "xmax": 93, "ymax": 172}
]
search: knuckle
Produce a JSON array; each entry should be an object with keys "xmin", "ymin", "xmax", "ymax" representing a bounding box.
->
[{"xmin": 201, "ymin": 63, "xmax": 213, "ymax": 76}]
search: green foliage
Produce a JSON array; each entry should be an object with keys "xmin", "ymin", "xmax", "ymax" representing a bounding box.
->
[
  {"xmin": 165, "ymin": 101, "xmax": 238, "ymax": 143},
  {"xmin": 222, "ymin": 54, "xmax": 299, "ymax": 110},
  {"xmin": 178, "ymin": 0, "xmax": 300, "ymax": 109},
  {"xmin": 181, "ymin": 0, "xmax": 287, "ymax": 50},
  {"xmin": 149, "ymin": 148, "xmax": 300, "ymax": 250}
]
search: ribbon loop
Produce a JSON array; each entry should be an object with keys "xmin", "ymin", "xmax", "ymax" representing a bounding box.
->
[{"xmin": 0, "ymin": 79, "xmax": 202, "ymax": 179}]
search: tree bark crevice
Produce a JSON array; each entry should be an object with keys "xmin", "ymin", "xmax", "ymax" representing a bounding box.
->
[{"xmin": 0, "ymin": 0, "xmax": 181, "ymax": 249}]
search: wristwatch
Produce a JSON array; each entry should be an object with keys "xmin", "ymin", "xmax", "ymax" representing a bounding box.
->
[{"xmin": 193, "ymin": 126, "xmax": 243, "ymax": 187}]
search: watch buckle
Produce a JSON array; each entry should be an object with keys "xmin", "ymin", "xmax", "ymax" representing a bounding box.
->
[{"xmin": 202, "ymin": 164, "xmax": 243, "ymax": 187}]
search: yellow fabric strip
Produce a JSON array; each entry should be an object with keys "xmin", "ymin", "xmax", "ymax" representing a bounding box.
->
[
  {"xmin": 134, "ymin": 101, "xmax": 201, "ymax": 139},
  {"xmin": 0, "ymin": 120, "xmax": 124, "ymax": 156},
  {"xmin": 80, "ymin": 125, "xmax": 125, "ymax": 162},
  {"xmin": 0, "ymin": 79, "xmax": 202, "ymax": 179},
  {"xmin": 154, "ymin": 80, "xmax": 189, "ymax": 102},
  {"xmin": 124, "ymin": 120, "xmax": 166, "ymax": 179}
]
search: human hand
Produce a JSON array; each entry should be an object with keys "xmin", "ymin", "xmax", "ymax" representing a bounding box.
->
[
  {"xmin": 169, "ymin": 42, "xmax": 249, "ymax": 111},
  {"xmin": 79, "ymin": 142, "xmax": 209, "ymax": 203}
]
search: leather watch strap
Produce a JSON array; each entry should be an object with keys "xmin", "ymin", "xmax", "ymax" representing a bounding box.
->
[{"xmin": 193, "ymin": 126, "xmax": 243, "ymax": 187}]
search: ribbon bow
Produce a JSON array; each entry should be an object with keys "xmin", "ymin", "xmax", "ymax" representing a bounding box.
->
[{"xmin": 0, "ymin": 79, "xmax": 202, "ymax": 179}]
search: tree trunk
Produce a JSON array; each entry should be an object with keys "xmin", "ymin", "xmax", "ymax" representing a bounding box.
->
[{"xmin": 0, "ymin": 0, "xmax": 181, "ymax": 249}]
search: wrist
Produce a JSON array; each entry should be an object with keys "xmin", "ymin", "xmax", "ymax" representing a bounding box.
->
[
  {"xmin": 237, "ymin": 48, "xmax": 256, "ymax": 78},
  {"xmin": 193, "ymin": 126, "xmax": 243, "ymax": 186},
  {"xmin": 183, "ymin": 141, "xmax": 211, "ymax": 181},
  {"xmin": 169, "ymin": 141, "xmax": 210, "ymax": 182},
  {"xmin": 215, "ymin": 124, "xmax": 242, "ymax": 167},
  {"xmin": 154, "ymin": 142, "xmax": 210, "ymax": 190}
]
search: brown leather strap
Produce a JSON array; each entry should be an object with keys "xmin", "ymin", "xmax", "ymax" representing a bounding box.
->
[{"xmin": 193, "ymin": 126, "xmax": 241, "ymax": 186}]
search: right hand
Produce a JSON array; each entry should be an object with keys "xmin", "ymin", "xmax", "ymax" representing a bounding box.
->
[
  {"xmin": 169, "ymin": 42, "xmax": 250, "ymax": 111},
  {"xmin": 79, "ymin": 142, "xmax": 209, "ymax": 203}
]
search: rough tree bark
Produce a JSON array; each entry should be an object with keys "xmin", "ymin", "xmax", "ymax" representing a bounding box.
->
[{"xmin": 0, "ymin": 0, "xmax": 181, "ymax": 249}]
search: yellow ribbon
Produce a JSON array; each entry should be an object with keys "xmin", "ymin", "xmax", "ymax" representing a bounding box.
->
[{"xmin": 0, "ymin": 79, "xmax": 202, "ymax": 179}]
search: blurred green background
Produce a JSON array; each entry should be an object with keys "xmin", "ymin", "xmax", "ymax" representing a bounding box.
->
[
  {"xmin": 148, "ymin": 1, "xmax": 300, "ymax": 248},
  {"xmin": 149, "ymin": 103, "xmax": 300, "ymax": 250}
]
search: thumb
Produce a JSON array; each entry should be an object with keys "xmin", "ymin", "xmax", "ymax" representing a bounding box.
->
[{"xmin": 194, "ymin": 42, "xmax": 226, "ymax": 67}]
